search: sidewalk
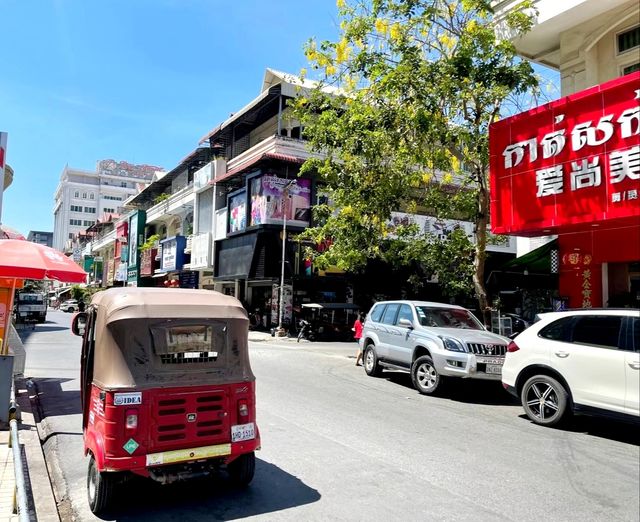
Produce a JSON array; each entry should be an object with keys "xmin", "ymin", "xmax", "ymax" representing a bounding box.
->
[
  {"xmin": 248, "ymin": 330, "xmax": 301, "ymax": 342},
  {"xmin": 0, "ymin": 430, "xmax": 18, "ymax": 521}
]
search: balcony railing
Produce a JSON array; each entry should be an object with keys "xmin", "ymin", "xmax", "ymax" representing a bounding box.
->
[
  {"xmin": 146, "ymin": 182, "xmax": 195, "ymax": 224},
  {"xmin": 226, "ymin": 135, "xmax": 321, "ymax": 174}
]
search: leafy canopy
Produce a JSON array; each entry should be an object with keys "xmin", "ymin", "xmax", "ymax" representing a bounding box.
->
[{"xmin": 293, "ymin": 0, "xmax": 538, "ymax": 298}]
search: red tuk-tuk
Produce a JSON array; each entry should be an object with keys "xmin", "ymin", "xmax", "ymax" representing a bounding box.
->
[{"xmin": 71, "ymin": 288, "xmax": 260, "ymax": 514}]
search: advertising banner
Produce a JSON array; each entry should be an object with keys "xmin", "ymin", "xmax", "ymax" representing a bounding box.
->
[
  {"xmin": 490, "ymin": 72, "xmax": 640, "ymax": 235},
  {"xmin": 249, "ymin": 175, "xmax": 311, "ymax": 227},
  {"xmin": 106, "ymin": 259, "xmax": 115, "ymax": 285},
  {"xmin": 127, "ymin": 210, "xmax": 146, "ymax": 284},
  {"xmin": 160, "ymin": 236, "xmax": 186, "ymax": 272},
  {"xmin": 228, "ymin": 190, "xmax": 246, "ymax": 234}
]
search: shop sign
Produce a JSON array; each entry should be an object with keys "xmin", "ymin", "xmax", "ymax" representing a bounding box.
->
[
  {"xmin": 249, "ymin": 175, "xmax": 311, "ymax": 227},
  {"xmin": 107, "ymin": 259, "xmax": 115, "ymax": 285},
  {"xmin": 178, "ymin": 271, "xmax": 199, "ymax": 289},
  {"xmin": 160, "ymin": 236, "xmax": 186, "ymax": 272},
  {"xmin": 140, "ymin": 248, "xmax": 155, "ymax": 276},
  {"xmin": 190, "ymin": 233, "xmax": 211, "ymax": 269},
  {"xmin": 115, "ymin": 262, "xmax": 128, "ymax": 282},
  {"xmin": 490, "ymin": 72, "xmax": 640, "ymax": 234},
  {"xmin": 127, "ymin": 210, "xmax": 146, "ymax": 284}
]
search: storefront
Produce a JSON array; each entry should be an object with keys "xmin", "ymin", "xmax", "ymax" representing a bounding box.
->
[{"xmin": 490, "ymin": 72, "xmax": 640, "ymax": 309}]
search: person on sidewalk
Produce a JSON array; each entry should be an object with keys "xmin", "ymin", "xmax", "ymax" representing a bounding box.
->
[{"xmin": 353, "ymin": 313, "xmax": 364, "ymax": 366}]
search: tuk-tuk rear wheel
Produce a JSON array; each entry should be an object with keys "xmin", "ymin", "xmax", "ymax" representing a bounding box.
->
[
  {"xmin": 87, "ymin": 455, "xmax": 115, "ymax": 515},
  {"xmin": 227, "ymin": 452, "xmax": 256, "ymax": 486}
]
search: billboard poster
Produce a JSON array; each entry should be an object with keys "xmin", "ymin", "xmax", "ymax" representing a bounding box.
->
[
  {"xmin": 490, "ymin": 72, "xmax": 640, "ymax": 235},
  {"xmin": 228, "ymin": 190, "xmax": 246, "ymax": 233},
  {"xmin": 250, "ymin": 175, "xmax": 311, "ymax": 227}
]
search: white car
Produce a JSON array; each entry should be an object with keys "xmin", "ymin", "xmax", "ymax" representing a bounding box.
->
[
  {"xmin": 502, "ymin": 309, "xmax": 640, "ymax": 427},
  {"xmin": 60, "ymin": 300, "xmax": 79, "ymax": 313}
]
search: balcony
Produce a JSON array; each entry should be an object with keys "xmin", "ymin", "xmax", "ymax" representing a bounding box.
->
[
  {"xmin": 492, "ymin": 0, "xmax": 632, "ymax": 68},
  {"xmin": 145, "ymin": 182, "xmax": 195, "ymax": 224},
  {"xmin": 225, "ymin": 135, "xmax": 321, "ymax": 178}
]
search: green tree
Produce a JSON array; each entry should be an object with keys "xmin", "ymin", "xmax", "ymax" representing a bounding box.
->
[{"xmin": 293, "ymin": 0, "xmax": 539, "ymax": 320}]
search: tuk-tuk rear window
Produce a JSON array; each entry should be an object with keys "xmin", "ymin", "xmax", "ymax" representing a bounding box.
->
[{"xmin": 150, "ymin": 321, "xmax": 226, "ymax": 365}]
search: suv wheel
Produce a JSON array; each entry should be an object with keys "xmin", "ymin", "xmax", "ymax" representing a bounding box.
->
[
  {"xmin": 411, "ymin": 355, "xmax": 441, "ymax": 395},
  {"xmin": 521, "ymin": 375, "xmax": 569, "ymax": 427},
  {"xmin": 364, "ymin": 344, "xmax": 382, "ymax": 377}
]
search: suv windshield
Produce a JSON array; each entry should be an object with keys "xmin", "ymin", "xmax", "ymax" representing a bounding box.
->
[{"xmin": 415, "ymin": 306, "xmax": 483, "ymax": 330}]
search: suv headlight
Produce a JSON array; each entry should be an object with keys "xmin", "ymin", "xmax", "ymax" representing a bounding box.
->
[{"xmin": 439, "ymin": 336, "xmax": 466, "ymax": 352}]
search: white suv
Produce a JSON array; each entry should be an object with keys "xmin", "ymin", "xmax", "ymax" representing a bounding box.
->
[
  {"xmin": 361, "ymin": 301, "xmax": 509, "ymax": 395},
  {"xmin": 502, "ymin": 309, "xmax": 640, "ymax": 427}
]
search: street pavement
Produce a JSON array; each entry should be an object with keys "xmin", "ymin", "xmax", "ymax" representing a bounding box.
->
[{"xmin": 20, "ymin": 310, "xmax": 640, "ymax": 521}]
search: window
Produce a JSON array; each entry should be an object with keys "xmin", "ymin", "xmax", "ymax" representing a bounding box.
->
[
  {"xmin": 369, "ymin": 304, "xmax": 385, "ymax": 323},
  {"xmin": 68, "ymin": 233, "xmax": 74, "ymax": 239},
  {"xmin": 539, "ymin": 317, "xmax": 574, "ymax": 342},
  {"xmin": 74, "ymin": 191, "xmax": 79, "ymax": 198},
  {"xmin": 82, "ymin": 192, "xmax": 87, "ymax": 199},
  {"xmin": 70, "ymin": 205, "xmax": 82, "ymax": 212},
  {"xmin": 83, "ymin": 220, "xmax": 95, "ymax": 227},
  {"xmin": 89, "ymin": 193, "xmax": 95, "ymax": 200},
  {"xmin": 381, "ymin": 304, "xmax": 400, "ymax": 325},
  {"xmin": 571, "ymin": 315, "xmax": 622, "ymax": 349},
  {"xmin": 103, "ymin": 207, "xmax": 115, "ymax": 214},
  {"xmin": 618, "ymin": 26, "xmax": 640, "ymax": 54},
  {"xmin": 623, "ymin": 63, "xmax": 640, "ymax": 75},
  {"xmin": 84, "ymin": 207, "xmax": 96, "ymax": 213},
  {"xmin": 629, "ymin": 317, "xmax": 640, "ymax": 352},
  {"xmin": 415, "ymin": 306, "xmax": 483, "ymax": 330},
  {"xmin": 396, "ymin": 304, "xmax": 414, "ymax": 325},
  {"xmin": 69, "ymin": 219, "xmax": 82, "ymax": 226},
  {"xmin": 120, "ymin": 181, "xmax": 127, "ymax": 188},
  {"xmin": 103, "ymin": 195, "xmax": 123, "ymax": 201}
]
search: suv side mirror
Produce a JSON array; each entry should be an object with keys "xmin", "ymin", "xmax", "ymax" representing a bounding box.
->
[
  {"xmin": 71, "ymin": 312, "xmax": 88, "ymax": 337},
  {"xmin": 398, "ymin": 318, "xmax": 413, "ymax": 329}
]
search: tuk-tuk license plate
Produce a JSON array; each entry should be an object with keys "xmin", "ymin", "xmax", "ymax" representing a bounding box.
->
[{"xmin": 231, "ymin": 423, "xmax": 255, "ymax": 442}]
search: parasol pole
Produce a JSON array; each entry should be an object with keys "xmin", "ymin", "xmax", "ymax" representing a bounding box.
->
[{"xmin": 1, "ymin": 277, "xmax": 17, "ymax": 356}]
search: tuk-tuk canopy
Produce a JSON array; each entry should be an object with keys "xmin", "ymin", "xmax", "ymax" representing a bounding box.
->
[{"xmin": 89, "ymin": 288, "xmax": 252, "ymax": 390}]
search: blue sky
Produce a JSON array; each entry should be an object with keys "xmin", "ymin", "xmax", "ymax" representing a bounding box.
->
[{"xmin": 0, "ymin": 0, "xmax": 339, "ymax": 234}]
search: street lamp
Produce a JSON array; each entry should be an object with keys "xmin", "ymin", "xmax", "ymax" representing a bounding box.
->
[{"xmin": 278, "ymin": 179, "xmax": 295, "ymax": 335}]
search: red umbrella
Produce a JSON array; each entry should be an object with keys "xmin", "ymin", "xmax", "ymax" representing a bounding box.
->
[{"xmin": 0, "ymin": 239, "xmax": 87, "ymax": 283}]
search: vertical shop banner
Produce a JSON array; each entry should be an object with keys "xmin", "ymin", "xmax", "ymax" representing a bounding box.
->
[
  {"xmin": 249, "ymin": 175, "xmax": 311, "ymax": 227},
  {"xmin": 127, "ymin": 210, "xmax": 146, "ymax": 284},
  {"xmin": 228, "ymin": 190, "xmax": 247, "ymax": 234},
  {"xmin": 490, "ymin": 72, "xmax": 640, "ymax": 234}
]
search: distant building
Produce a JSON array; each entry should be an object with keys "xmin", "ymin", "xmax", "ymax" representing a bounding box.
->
[
  {"xmin": 27, "ymin": 230, "xmax": 53, "ymax": 247},
  {"xmin": 52, "ymin": 160, "xmax": 163, "ymax": 252}
]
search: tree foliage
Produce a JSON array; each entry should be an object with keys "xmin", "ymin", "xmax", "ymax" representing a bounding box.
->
[{"xmin": 293, "ymin": 0, "xmax": 539, "ymax": 316}]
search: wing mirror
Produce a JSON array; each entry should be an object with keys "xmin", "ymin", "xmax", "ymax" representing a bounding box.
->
[
  {"xmin": 398, "ymin": 318, "xmax": 414, "ymax": 329},
  {"xmin": 71, "ymin": 312, "xmax": 88, "ymax": 337}
]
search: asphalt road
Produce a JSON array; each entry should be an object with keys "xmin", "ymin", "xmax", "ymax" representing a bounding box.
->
[{"xmin": 21, "ymin": 310, "xmax": 640, "ymax": 521}]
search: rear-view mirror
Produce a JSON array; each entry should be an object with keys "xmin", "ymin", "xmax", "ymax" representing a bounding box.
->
[
  {"xmin": 398, "ymin": 318, "xmax": 413, "ymax": 329},
  {"xmin": 71, "ymin": 312, "xmax": 88, "ymax": 337}
]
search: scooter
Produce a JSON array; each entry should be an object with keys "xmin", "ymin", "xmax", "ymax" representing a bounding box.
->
[{"xmin": 297, "ymin": 319, "xmax": 316, "ymax": 342}]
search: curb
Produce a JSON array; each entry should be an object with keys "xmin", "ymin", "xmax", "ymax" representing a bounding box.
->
[{"xmin": 14, "ymin": 378, "xmax": 61, "ymax": 522}]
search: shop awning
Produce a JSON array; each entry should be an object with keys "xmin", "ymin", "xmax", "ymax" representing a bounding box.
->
[{"xmin": 500, "ymin": 239, "xmax": 558, "ymax": 273}]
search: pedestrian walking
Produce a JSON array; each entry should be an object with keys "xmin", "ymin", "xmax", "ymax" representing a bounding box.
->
[{"xmin": 353, "ymin": 313, "xmax": 364, "ymax": 366}]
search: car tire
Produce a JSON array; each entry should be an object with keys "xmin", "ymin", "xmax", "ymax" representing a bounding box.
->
[
  {"xmin": 87, "ymin": 455, "xmax": 115, "ymax": 515},
  {"xmin": 363, "ymin": 344, "xmax": 382, "ymax": 377},
  {"xmin": 227, "ymin": 452, "xmax": 256, "ymax": 487},
  {"xmin": 521, "ymin": 375, "xmax": 570, "ymax": 427},
  {"xmin": 411, "ymin": 355, "xmax": 441, "ymax": 395}
]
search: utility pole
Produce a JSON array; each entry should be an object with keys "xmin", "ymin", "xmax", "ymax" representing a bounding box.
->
[{"xmin": 277, "ymin": 180, "xmax": 295, "ymax": 335}]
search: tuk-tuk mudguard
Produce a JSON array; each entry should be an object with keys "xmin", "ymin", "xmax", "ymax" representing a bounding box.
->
[{"xmin": 84, "ymin": 429, "xmax": 107, "ymax": 471}]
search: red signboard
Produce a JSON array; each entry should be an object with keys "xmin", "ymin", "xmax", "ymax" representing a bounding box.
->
[{"xmin": 490, "ymin": 72, "xmax": 640, "ymax": 235}]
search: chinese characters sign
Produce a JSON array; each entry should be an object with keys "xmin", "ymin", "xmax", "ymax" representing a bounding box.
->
[{"xmin": 490, "ymin": 72, "xmax": 640, "ymax": 234}]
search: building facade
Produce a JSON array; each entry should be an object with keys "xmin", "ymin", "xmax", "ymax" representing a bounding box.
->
[
  {"xmin": 26, "ymin": 230, "xmax": 53, "ymax": 247},
  {"xmin": 52, "ymin": 160, "xmax": 162, "ymax": 252},
  {"xmin": 491, "ymin": 0, "xmax": 640, "ymax": 309}
]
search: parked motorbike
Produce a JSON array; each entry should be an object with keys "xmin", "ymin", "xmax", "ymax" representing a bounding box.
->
[{"xmin": 297, "ymin": 319, "xmax": 316, "ymax": 342}]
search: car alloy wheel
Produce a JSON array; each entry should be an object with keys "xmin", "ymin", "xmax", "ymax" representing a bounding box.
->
[
  {"xmin": 364, "ymin": 345, "xmax": 382, "ymax": 376},
  {"xmin": 521, "ymin": 375, "xmax": 569, "ymax": 427},
  {"xmin": 411, "ymin": 355, "xmax": 440, "ymax": 395}
]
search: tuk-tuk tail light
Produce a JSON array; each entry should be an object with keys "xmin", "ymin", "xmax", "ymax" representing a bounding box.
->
[
  {"xmin": 238, "ymin": 400, "xmax": 249, "ymax": 418},
  {"xmin": 125, "ymin": 409, "xmax": 139, "ymax": 431}
]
